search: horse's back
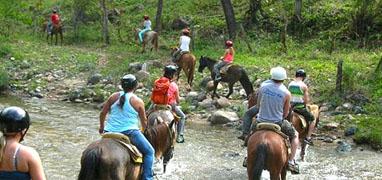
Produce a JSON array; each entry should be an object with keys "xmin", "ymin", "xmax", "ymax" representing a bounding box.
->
[{"xmin": 147, "ymin": 109, "xmax": 174, "ymax": 127}]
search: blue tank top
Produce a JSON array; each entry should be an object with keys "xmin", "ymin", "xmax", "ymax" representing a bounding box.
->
[
  {"xmin": 105, "ymin": 91, "xmax": 140, "ymax": 132},
  {"xmin": 0, "ymin": 145, "xmax": 31, "ymax": 180},
  {"xmin": 257, "ymin": 81, "xmax": 289, "ymax": 123}
]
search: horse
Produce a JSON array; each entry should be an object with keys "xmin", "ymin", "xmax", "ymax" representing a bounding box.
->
[
  {"xmin": 78, "ymin": 120, "xmax": 176, "ymax": 180},
  {"xmin": 247, "ymin": 128, "xmax": 288, "ymax": 180},
  {"xmin": 198, "ymin": 56, "xmax": 254, "ymax": 99},
  {"xmin": 43, "ymin": 21, "xmax": 63, "ymax": 45},
  {"xmin": 289, "ymin": 104, "xmax": 320, "ymax": 161},
  {"xmin": 134, "ymin": 28, "xmax": 158, "ymax": 53},
  {"xmin": 171, "ymin": 47, "xmax": 196, "ymax": 88}
]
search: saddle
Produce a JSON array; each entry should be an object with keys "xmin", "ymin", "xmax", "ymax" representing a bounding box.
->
[
  {"xmin": 256, "ymin": 122, "xmax": 291, "ymax": 155},
  {"xmin": 220, "ymin": 63, "xmax": 233, "ymax": 74},
  {"xmin": 102, "ymin": 132, "xmax": 143, "ymax": 164}
]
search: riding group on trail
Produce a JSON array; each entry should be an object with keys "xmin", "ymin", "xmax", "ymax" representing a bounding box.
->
[{"xmin": 27, "ymin": 11, "xmax": 322, "ymax": 180}]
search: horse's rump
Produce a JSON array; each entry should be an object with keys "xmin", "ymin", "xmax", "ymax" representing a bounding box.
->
[{"xmin": 147, "ymin": 108, "xmax": 174, "ymax": 127}]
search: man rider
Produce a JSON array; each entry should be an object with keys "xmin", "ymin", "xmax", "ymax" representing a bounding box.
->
[
  {"xmin": 288, "ymin": 69, "xmax": 315, "ymax": 145},
  {"xmin": 255, "ymin": 66, "xmax": 300, "ymax": 174}
]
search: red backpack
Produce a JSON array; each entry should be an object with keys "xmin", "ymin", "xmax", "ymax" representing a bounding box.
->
[{"xmin": 151, "ymin": 77, "xmax": 170, "ymax": 105}]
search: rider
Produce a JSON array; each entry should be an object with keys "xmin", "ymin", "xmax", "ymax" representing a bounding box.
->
[
  {"xmin": 138, "ymin": 15, "xmax": 152, "ymax": 43},
  {"xmin": 213, "ymin": 40, "xmax": 235, "ymax": 81},
  {"xmin": 99, "ymin": 74, "xmax": 154, "ymax": 180},
  {"xmin": 255, "ymin": 67, "xmax": 300, "ymax": 174},
  {"xmin": 172, "ymin": 28, "xmax": 191, "ymax": 62},
  {"xmin": 0, "ymin": 106, "xmax": 46, "ymax": 180},
  {"xmin": 288, "ymin": 69, "xmax": 315, "ymax": 145}
]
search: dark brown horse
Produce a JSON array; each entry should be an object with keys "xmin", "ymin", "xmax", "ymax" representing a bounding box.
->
[
  {"xmin": 135, "ymin": 28, "xmax": 158, "ymax": 53},
  {"xmin": 171, "ymin": 48, "xmax": 196, "ymax": 88},
  {"xmin": 247, "ymin": 129, "xmax": 288, "ymax": 180},
  {"xmin": 43, "ymin": 21, "xmax": 63, "ymax": 45},
  {"xmin": 198, "ymin": 56, "xmax": 254, "ymax": 99},
  {"xmin": 78, "ymin": 120, "xmax": 176, "ymax": 180},
  {"xmin": 289, "ymin": 104, "xmax": 320, "ymax": 161}
]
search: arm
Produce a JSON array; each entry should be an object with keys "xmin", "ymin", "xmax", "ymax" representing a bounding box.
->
[
  {"xmin": 283, "ymin": 92, "xmax": 291, "ymax": 119},
  {"xmin": 28, "ymin": 148, "xmax": 46, "ymax": 180},
  {"xmin": 130, "ymin": 96, "xmax": 148, "ymax": 130},
  {"xmin": 220, "ymin": 49, "xmax": 229, "ymax": 60},
  {"xmin": 303, "ymin": 85, "xmax": 310, "ymax": 105},
  {"xmin": 175, "ymin": 85, "xmax": 180, "ymax": 104},
  {"xmin": 99, "ymin": 93, "xmax": 119, "ymax": 134}
]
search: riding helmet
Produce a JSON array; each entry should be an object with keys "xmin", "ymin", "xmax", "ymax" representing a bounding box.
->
[
  {"xmin": 164, "ymin": 65, "xmax": 178, "ymax": 77},
  {"xmin": 0, "ymin": 106, "xmax": 30, "ymax": 133},
  {"xmin": 225, "ymin": 40, "xmax": 233, "ymax": 47},
  {"xmin": 295, "ymin": 69, "xmax": 306, "ymax": 78},
  {"xmin": 270, "ymin": 66, "xmax": 287, "ymax": 81},
  {"xmin": 121, "ymin": 74, "xmax": 138, "ymax": 90}
]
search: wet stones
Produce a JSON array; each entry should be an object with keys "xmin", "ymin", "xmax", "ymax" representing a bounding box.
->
[
  {"xmin": 336, "ymin": 141, "xmax": 352, "ymax": 153},
  {"xmin": 208, "ymin": 110, "xmax": 239, "ymax": 125}
]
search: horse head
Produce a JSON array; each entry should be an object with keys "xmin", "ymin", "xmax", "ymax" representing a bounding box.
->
[
  {"xmin": 198, "ymin": 56, "xmax": 207, "ymax": 73},
  {"xmin": 170, "ymin": 46, "xmax": 179, "ymax": 56}
]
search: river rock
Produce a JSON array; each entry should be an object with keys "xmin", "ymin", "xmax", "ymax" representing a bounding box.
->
[
  {"xmin": 352, "ymin": 106, "xmax": 365, "ymax": 114},
  {"xmin": 198, "ymin": 98, "xmax": 214, "ymax": 109},
  {"xmin": 128, "ymin": 62, "xmax": 142, "ymax": 73},
  {"xmin": 135, "ymin": 70, "xmax": 149, "ymax": 81},
  {"xmin": 336, "ymin": 141, "xmax": 352, "ymax": 153},
  {"xmin": 208, "ymin": 111, "xmax": 239, "ymax": 125},
  {"xmin": 344, "ymin": 127, "xmax": 357, "ymax": 136},
  {"xmin": 186, "ymin": 91, "xmax": 198, "ymax": 101},
  {"xmin": 342, "ymin": 102, "xmax": 353, "ymax": 110},
  {"xmin": 197, "ymin": 91, "xmax": 207, "ymax": 102},
  {"xmin": 200, "ymin": 76, "xmax": 212, "ymax": 88},
  {"xmin": 215, "ymin": 97, "xmax": 231, "ymax": 108},
  {"xmin": 322, "ymin": 122, "xmax": 339, "ymax": 131},
  {"xmin": 87, "ymin": 73, "xmax": 102, "ymax": 85}
]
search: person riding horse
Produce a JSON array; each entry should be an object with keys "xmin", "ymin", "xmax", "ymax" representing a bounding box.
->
[
  {"xmin": 99, "ymin": 74, "xmax": 154, "ymax": 180},
  {"xmin": 213, "ymin": 40, "xmax": 235, "ymax": 81},
  {"xmin": 48, "ymin": 9, "xmax": 60, "ymax": 35},
  {"xmin": 250, "ymin": 67, "xmax": 300, "ymax": 174},
  {"xmin": 172, "ymin": 28, "xmax": 191, "ymax": 62},
  {"xmin": 138, "ymin": 15, "xmax": 152, "ymax": 43},
  {"xmin": 288, "ymin": 69, "xmax": 315, "ymax": 145}
]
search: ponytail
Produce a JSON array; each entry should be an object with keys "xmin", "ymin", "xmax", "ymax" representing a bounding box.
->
[
  {"xmin": 118, "ymin": 93, "xmax": 126, "ymax": 109},
  {"xmin": 0, "ymin": 132, "xmax": 6, "ymax": 162}
]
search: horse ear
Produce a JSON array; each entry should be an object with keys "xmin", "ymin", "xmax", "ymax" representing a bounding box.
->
[{"xmin": 169, "ymin": 119, "xmax": 175, "ymax": 129}]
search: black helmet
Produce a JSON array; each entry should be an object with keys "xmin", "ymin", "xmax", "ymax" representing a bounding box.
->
[
  {"xmin": 295, "ymin": 69, "xmax": 306, "ymax": 78},
  {"xmin": 0, "ymin": 106, "xmax": 30, "ymax": 133},
  {"xmin": 164, "ymin": 65, "xmax": 178, "ymax": 78},
  {"xmin": 121, "ymin": 74, "xmax": 138, "ymax": 90}
]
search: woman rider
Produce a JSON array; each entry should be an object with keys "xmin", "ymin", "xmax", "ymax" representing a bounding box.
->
[
  {"xmin": 213, "ymin": 40, "xmax": 235, "ymax": 81},
  {"xmin": 138, "ymin": 15, "xmax": 152, "ymax": 43},
  {"xmin": 0, "ymin": 106, "xmax": 46, "ymax": 180},
  {"xmin": 99, "ymin": 74, "xmax": 154, "ymax": 180}
]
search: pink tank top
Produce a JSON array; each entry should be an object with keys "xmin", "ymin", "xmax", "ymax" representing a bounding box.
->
[
  {"xmin": 167, "ymin": 82, "xmax": 178, "ymax": 105},
  {"xmin": 223, "ymin": 51, "xmax": 233, "ymax": 63}
]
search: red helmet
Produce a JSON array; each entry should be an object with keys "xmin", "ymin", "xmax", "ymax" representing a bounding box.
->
[
  {"xmin": 225, "ymin": 40, "xmax": 233, "ymax": 47},
  {"xmin": 143, "ymin": 15, "xmax": 149, "ymax": 20}
]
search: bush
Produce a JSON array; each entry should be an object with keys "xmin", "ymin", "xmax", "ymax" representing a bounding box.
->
[
  {"xmin": 0, "ymin": 44, "xmax": 11, "ymax": 57},
  {"xmin": 354, "ymin": 116, "xmax": 382, "ymax": 150},
  {"xmin": 0, "ymin": 66, "xmax": 9, "ymax": 91}
]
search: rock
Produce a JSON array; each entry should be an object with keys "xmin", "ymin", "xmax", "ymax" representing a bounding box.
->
[
  {"xmin": 198, "ymin": 98, "xmax": 214, "ymax": 109},
  {"xmin": 135, "ymin": 70, "xmax": 150, "ymax": 81},
  {"xmin": 74, "ymin": 99, "xmax": 84, "ymax": 103},
  {"xmin": 128, "ymin": 62, "xmax": 143, "ymax": 73},
  {"xmin": 68, "ymin": 89, "xmax": 81, "ymax": 101},
  {"xmin": 200, "ymin": 77, "xmax": 212, "ymax": 88},
  {"xmin": 335, "ymin": 106, "xmax": 344, "ymax": 112},
  {"xmin": 342, "ymin": 102, "xmax": 353, "ymax": 110},
  {"xmin": 208, "ymin": 111, "xmax": 239, "ymax": 125},
  {"xmin": 344, "ymin": 127, "xmax": 357, "ymax": 136},
  {"xmin": 206, "ymin": 81, "xmax": 223, "ymax": 92},
  {"xmin": 336, "ymin": 141, "xmax": 352, "ymax": 153},
  {"xmin": 345, "ymin": 114, "xmax": 354, "ymax": 120},
  {"xmin": 20, "ymin": 60, "xmax": 31, "ymax": 69},
  {"xmin": 345, "ymin": 92, "xmax": 370, "ymax": 106},
  {"xmin": 215, "ymin": 97, "xmax": 231, "ymax": 108},
  {"xmin": 87, "ymin": 73, "xmax": 102, "ymax": 85},
  {"xmin": 352, "ymin": 106, "xmax": 365, "ymax": 114},
  {"xmin": 320, "ymin": 106, "xmax": 330, "ymax": 112},
  {"xmin": 322, "ymin": 122, "xmax": 339, "ymax": 131},
  {"xmin": 323, "ymin": 137, "xmax": 334, "ymax": 143},
  {"xmin": 171, "ymin": 18, "xmax": 190, "ymax": 30},
  {"xmin": 146, "ymin": 59, "xmax": 162, "ymax": 68},
  {"xmin": 186, "ymin": 91, "xmax": 198, "ymax": 101}
]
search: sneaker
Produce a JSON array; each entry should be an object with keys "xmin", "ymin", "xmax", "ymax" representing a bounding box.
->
[
  {"xmin": 237, "ymin": 134, "xmax": 247, "ymax": 141},
  {"xmin": 287, "ymin": 162, "xmax": 300, "ymax": 174},
  {"xmin": 304, "ymin": 137, "xmax": 314, "ymax": 146},
  {"xmin": 176, "ymin": 135, "xmax": 185, "ymax": 143},
  {"xmin": 242, "ymin": 157, "xmax": 247, "ymax": 167}
]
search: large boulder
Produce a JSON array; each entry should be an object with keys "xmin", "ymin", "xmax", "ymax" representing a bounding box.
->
[
  {"xmin": 208, "ymin": 111, "xmax": 239, "ymax": 125},
  {"xmin": 87, "ymin": 73, "xmax": 102, "ymax": 85},
  {"xmin": 215, "ymin": 97, "xmax": 231, "ymax": 108}
]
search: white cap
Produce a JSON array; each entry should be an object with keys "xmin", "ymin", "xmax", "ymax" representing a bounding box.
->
[{"xmin": 270, "ymin": 66, "xmax": 287, "ymax": 80}]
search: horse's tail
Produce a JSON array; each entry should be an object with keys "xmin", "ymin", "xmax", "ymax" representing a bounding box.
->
[
  {"xmin": 152, "ymin": 32, "xmax": 158, "ymax": 51},
  {"xmin": 252, "ymin": 143, "xmax": 268, "ymax": 179},
  {"xmin": 239, "ymin": 69, "xmax": 254, "ymax": 98},
  {"xmin": 78, "ymin": 146, "xmax": 102, "ymax": 180},
  {"xmin": 188, "ymin": 55, "xmax": 196, "ymax": 85}
]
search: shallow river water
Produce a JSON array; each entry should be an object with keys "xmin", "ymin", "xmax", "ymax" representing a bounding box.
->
[{"xmin": 0, "ymin": 97, "xmax": 381, "ymax": 180}]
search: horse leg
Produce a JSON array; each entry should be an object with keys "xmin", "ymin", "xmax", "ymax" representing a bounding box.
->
[
  {"xmin": 300, "ymin": 141, "xmax": 307, "ymax": 161},
  {"xmin": 60, "ymin": 31, "xmax": 63, "ymax": 45},
  {"xmin": 212, "ymin": 81, "xmax": 220, "ymax": 99},
  {"xmin": 281, "ymin": 167, "xmax": 287, "ymax": 180},
  {"xmin": 225, "ymin": 82, "xmax": 234, "ymax": 99},
  {"xmin": 141, "ymin": 43, "xmax": 145, "ymax": 53},
  {"xmin": 55, "ymin": 34, "xmax": 58, "ymax": 45}
]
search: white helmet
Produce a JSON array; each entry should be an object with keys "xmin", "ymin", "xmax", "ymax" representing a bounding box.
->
[{"xmin": 270, "ymin": 66, "xmax": 287, "ymax": 80}]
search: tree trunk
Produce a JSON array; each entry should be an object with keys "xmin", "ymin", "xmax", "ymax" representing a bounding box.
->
[
  {"xmin": 154, "ymin": 0, "xmax": 163, "ymax": 33},
  {"xmin": 336, "ymin": 60, "xmax": 343, "ymax": 96},
  {"xmin": 221, "ymin": 0, "xmax": 237, "ymax": 39},
  {"xmin": 281, "ymin": 17, "xmax": 288, "ymax": 53},
  {"xmin": 100, "ymin": 0, "xmax": 110, "ymax": 45},
  {"xmin": 294, "ymin": 0, "xmax": 302, "ymax": 21},
  {"xmin": 245, "ymin": 0, "xmax": 262, "ymax": 28}
]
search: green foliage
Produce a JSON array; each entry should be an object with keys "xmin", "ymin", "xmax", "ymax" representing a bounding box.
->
[
  {"xmin": 0, "ymin": 44, "xmax": 11, "ymax": 57},
  {"xmin": 0, "ymin": 65, "xmax": 8, "ymax": 91},
  {"xmin": 354, "ymin": 116, "xmax": 382, "ymax": 150}
]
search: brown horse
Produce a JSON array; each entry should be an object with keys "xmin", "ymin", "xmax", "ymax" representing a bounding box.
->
[
  {"xmin": 289, "ymin": 104, "xmax": 320, "ymax": 161},
  {"xmin": 198, "ymin": 56, "xmax": 254, "ymax": 99},
  {"xmin": 247, "ymin": 129, "xmax": 288, "ymax": 180},
  {"xmin": 135, "ymin": 28, "xmax": 158, "ymax": 53},
  {"xmin": 78, "ymin": 120, "xmax": 176, "ymax": 180},
  {"xmin": 43, "ymin": 21, "xmax": 63, "ymax": 45},
  {"xmin": 171, "ymin": 48, "xmax": 196, "ymax": 88}
]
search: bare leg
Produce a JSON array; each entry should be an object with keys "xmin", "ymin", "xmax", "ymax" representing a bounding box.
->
[
  {"xmin": 289, "ymin": 131, "xmax": 299, "ymax": 162},
  {"xmin": 306, "ymin": 120, "xmax": 316, "ymax": 139}
]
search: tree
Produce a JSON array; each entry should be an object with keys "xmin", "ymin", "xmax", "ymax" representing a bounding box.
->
[
  {"xmin": 100, "ymin": 0, "xmax": 110, "ymax": 45},
  {"xmin": 154, "ymin": 0, "xmax": 163, "ymax": 33},
  {"xmin": 294, "ymin": 0, "xmax": 302, "ymax": 22},
  {"xmin": 220, "ymin": 0, "xmax": 237, "ymax": 39},
  {"xmin": 245, "ymin": 0, "xmax": 262, "ymax": 28}
]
